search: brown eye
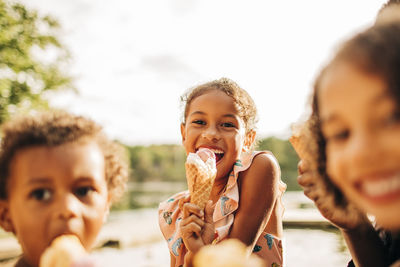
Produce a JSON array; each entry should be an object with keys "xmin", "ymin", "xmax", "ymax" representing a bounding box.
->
[
  {"xmin": 192, "ymin": 120, "xmax": 206, "ymax": 125},
  {"xmin": 221, "ymin": 122, "xmax": 235, "ymax": 128},
  {"xmin": 327, "ymin": 130, "xmax": 350, "ymax": 143},
  {"xmin": 30, "ymin": 188, "xmax": 52, "ymax": 201},
  {"xmin": 75, "ymin": 186, "xmax": 94, "ymax": 197}
]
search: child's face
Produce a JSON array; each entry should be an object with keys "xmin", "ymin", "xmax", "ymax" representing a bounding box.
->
[
  {"xmin": 1, "ymin": 141, "xmax": 110, "ymax": 266},
  {"xmin": 319, "ymin": 62, "xmax": 400, "ymax": 230},
  {"xmin": 181, "ymin": 90, "xmax": 252, "ymax": 180}
]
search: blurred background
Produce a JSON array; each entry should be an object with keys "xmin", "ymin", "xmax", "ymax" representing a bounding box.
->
[{"xmin": 0, "ymin": 0, "xmax": 386, "ymax": 266}]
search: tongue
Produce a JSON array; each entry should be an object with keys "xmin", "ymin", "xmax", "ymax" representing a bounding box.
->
[
  {"xmin": 215, "ymin": 153, "xmax": 223, "ymax": 162},
  {"xmin": 196, "ymin": 148, "xmax": 216, "ymax": 163}
]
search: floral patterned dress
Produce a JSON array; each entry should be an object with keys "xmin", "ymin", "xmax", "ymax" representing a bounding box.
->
[{"xmin": 158, "ymin": 151, "xmax": 286, "ymax": 267}]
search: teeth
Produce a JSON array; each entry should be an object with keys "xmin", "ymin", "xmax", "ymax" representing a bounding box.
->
[
  {"xmin": 362, "ymin": 174, "xmax": 400, "ymax": 197},
  {"xmin": 200, "ymin": 148, "xmax": 224, "ymax": 154}
]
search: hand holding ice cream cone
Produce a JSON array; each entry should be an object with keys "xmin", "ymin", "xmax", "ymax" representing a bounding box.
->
[{"xmin": 291, "ymin": 121, "xmax": 368, "ymax": 230}]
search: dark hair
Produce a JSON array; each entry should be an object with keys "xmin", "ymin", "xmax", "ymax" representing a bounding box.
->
[
  {"xmin": 376, "ymin": 0, "xmax": 400, "ymax": 25},
  {"xmin": 181, "ymin": 77, "xmax": 258, "ymax": 133},
  {"xmin": 379, "ymin": 0, "xmax": 400, "ymax": 13},
  {"xmin": 0, "ymin": 111, "xmax": 128, "ymax": 202},
  {"xmin": 309, "ymin": 22, "xmax": 400, "ymax": 207}
]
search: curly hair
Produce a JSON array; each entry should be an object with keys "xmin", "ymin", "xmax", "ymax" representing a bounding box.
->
[
  {"xmin": 376, "ymin": 0, "xmax": 400, "ymax": 25},
  {"xmin": 0, "ymin": 111, "xmax": 128, "ymax": 203},
  {"xmin": 181, "ymin": 77, "xmax": 258, "ymax": 134},
  {"xmin": 379, "ymin": 0, "xmax": 400, "ymax": 12},
  {"xmin": 308, "ymin": 22, "xmax": 400, "ymax": 208}
]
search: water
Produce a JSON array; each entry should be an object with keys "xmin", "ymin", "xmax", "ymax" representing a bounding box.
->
[
  {"xmin": 0, "ymin": 192, "xmax": 352, "ymax": 266},
  {"xmin": 92, "ymin": 227, "xmax": 351, "ymax": 267},
  {"xmin": 90, "ymin": 191, "xmax": 352, "ymax": 267}
]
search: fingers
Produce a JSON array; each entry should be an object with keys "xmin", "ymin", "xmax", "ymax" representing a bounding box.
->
[
  {"xmin": 182, "ymin": 202, "xmax": 204, "ymax": 219},
  {"xmin": 181, "ymin": 214, "xmax": 205, "ymax": 229},
  {"xmin": 303, "ymin": 185, "xmax": 320, "ymax": 201},
  {"xmin": 297, "ymin": 170, "xmax": 317, "ymax": 187},
  {"xmin": 179, "ymin": 195, "xmax": 191, "ymax": 211},
  {"xmin": 297, "ymin": 159, "xmax": 310, "ymax": 175},
  {"xmin": 181, "ymin": 202, "xmax": 205, "ymax": 238},
  {"xmin": 181, "ymin": 219, "xmax": 203, "ymax": 237}
]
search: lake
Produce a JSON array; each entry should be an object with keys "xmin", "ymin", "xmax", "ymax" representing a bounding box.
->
[
  {"xmin": 0, "ymin": 192, "xmax": 352, "ymax": 267},
  {"xmin": 89, "ymin": 191, "xmax": 351, "ymax": 267}
]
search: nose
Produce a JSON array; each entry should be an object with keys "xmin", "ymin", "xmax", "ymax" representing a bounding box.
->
[
  {"xmin": 201, "ymin": 124, "xmax": 220, "ymax": 142},
  {"xmin": 55, "ymin": 193, "xmax": 80, "ymax": 220}
]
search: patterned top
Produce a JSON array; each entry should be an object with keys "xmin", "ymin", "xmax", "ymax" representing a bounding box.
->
[{"xmin": 158, "ymin": 151, "xmax": 287, "ymax": 267}]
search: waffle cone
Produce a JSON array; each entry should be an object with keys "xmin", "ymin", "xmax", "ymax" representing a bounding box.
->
[
  {"xmin": 290, "ymin": 121, "xmax": 318, "ymax": 170},
  {"xmin": 186, "ymin": 161, "xmax": 216, "ymax": 210},
  {"xmin": 39, "ymin": 235, "xmax": 86, "ymax": 267}
]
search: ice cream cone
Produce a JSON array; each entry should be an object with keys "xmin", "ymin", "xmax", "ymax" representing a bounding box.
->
[
  {"xmin": 40, "ymin": 235, "xmax": 86, "ymax": 267},
  {"xmin": 289, "ymin": 121, "xmax": 318, "ymax": 170},
  {"xmin": 193, "ymin": 239, "xmax": 265, "ymax": 267},
  {"xmin": 185, "ymin": 148, "xmax": 217, "ymax": 210}
]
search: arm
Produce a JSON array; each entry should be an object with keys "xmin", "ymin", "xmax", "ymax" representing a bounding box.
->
[
  {"xmin": 229, "ymin": 153, "xmax": 280, "ymax": 249},
  {"xmin": 170, "ymin": 252, "xmax": 176, "ymax": 267},
  {"xmin": 297, "ymin": 160, "xmax": 388, "ymax": 267},
  {"xmin": 341, "ymin": 225, "xmax": 388, "ymax": 267}
]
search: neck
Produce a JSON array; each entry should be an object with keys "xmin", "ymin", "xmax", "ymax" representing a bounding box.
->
[{"xmin": 210, "ymin": 177, "xmax": 228, "ymax": 203}]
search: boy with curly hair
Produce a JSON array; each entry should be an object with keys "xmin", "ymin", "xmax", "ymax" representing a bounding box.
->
[{"xmin": 0, "ymin": 111, "xmax": 128, "ymax": 267}]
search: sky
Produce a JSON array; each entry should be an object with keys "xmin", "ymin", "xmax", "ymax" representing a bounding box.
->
[{"xmin": 20, "ymin": 0, "xmax": 385, "ymax": 145}]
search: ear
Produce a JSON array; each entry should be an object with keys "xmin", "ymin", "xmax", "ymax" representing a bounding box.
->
[
  {"xmin": 0, "ymin": 200, "xmax": 15, "ymax": 233},
  {"xmin": 243, "ymin": 130, "xmax": 256, "ymax": 152},
  {"xmin": 180, "ymin": 123, "xmax": 186, "ymax": 143}
]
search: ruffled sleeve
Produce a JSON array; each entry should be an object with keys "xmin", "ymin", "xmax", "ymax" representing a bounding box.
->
[
  {"xmin": 212, "ymin": 151, "xmax": 286, "ymax": 242},
  {"xmin": 158, "ymin": 190, "xmax": 188, "ymax": 266}
]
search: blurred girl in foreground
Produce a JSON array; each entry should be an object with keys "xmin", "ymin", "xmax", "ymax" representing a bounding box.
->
[{"xmin": 297, "ymin": 16, "xmax": 400, "ymax": 267}]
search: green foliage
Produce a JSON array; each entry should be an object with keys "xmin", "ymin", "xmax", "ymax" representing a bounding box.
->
[
  {"xmin": 256, "ymin": 137, "xmax": 301, "ymax": 191},
  {"xmin": 127, "ymin": 144, "xmax": 186, "ymax": 182},
  {"xmin": 0, "ymin": 0, "xmax": 72, "ymax": 123}
]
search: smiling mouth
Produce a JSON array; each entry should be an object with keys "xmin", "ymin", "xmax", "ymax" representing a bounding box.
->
[
  {"xmin": 359, "ymin": 173, "xmax": 400, "ymax": 201},
  {"xmin": 198, "ymin": 147, "xmax": 224, "ymax": 163}
]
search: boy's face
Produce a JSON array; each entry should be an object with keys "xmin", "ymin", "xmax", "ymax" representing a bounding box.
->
[
  {"xmin": 1, "ymin": 141, "xmax": 110, "ymax": 267},
  {"xmin": 319, "ymin": 62, "xmax": 400, "ymax": 230}
]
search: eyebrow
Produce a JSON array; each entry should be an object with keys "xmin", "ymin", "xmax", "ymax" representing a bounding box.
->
[
  {"xmin": 74, "ymin": 176, "xmax": 97, "ymax": 183},
  {"xmin": 188, "ymin": 111, "xmax": 205, "ymax": 117},
  {"xmin": 26, "ymin": 177, "xmax": 52, "ymax": 186}
]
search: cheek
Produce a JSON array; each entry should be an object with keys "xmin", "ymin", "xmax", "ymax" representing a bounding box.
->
[
  {"xmin": 233, "ymin": 132, "xmax": 245, "ymax": 149},
  {"xmin": 325, "ymin": 146, "xmax": 345, "ymax": 185},
  {"xmin": 81, "ymin": 196, "xmax": 109, "ymax": 246}
]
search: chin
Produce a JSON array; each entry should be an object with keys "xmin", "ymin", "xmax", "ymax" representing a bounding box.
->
[
  {"xmin": 375, "ymin": 217, "xmax": 400, "ymax": 231},
  {"xmin": 363, "ymin": 203, "xmax": 400, "ymax": 231}
]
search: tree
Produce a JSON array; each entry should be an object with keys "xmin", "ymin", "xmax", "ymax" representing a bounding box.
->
[
  {"xmin": 256, "ymin": 137, "xmax": 301, "ymax": 191},
  {"xmin": 0, "ymin": 0, "xmax": 73, "ymax": 123}
]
